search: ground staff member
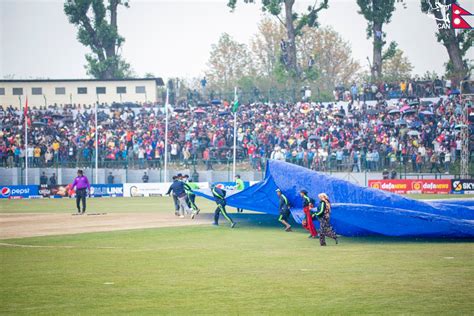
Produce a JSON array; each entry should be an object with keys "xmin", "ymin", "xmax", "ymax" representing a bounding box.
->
[
  {"xmin": 71, "ymin": 169, "xmax": 90, "ymax": 214},
  {"xmin": 235, "ymin": 175, "xmax": 244, "ymax": 213},
  {"xmin": 170, "ymin": 176, "xmax": 180, "ymax": 216},
  {"xmin": 313, "ymin": 193, "xmax": 338, "ymax": 246},
  {"xmin": 300, "ymin": 190, "xmax": 318, "ymax": 238},
  {"xmin": 182, "ymin": 175, "xmax": 200, "ymax": 219},
  {"xmin": 211, "ymin": 185, "xmax": 236, "ymax": 228},
  {"xmin": 166, "ymin": 176, "xmax": 192, "ymax": 218},
  {"xmin": 276, "ymin": 188, "xmax": 292, "ymax": 232}
]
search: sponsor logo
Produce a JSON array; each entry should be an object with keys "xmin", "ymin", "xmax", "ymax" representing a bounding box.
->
[
  {"xmin": 371, "ymin": 182, "xmax": 381, "ymax": 189},
  {"xmin": 453, "ymin": 180, "xmax": 462, "ymax": 191},
  {"xmin": 1, "ymin": 187, "xmax": 31, "ymax": 197},
  {"xmin": 380, "ymin": 183, "xmax": 407, "ymax": 190},
  {"xmin": 91, "ymin": 186, "xmax": 123, "ymax": 196},
  {"xmin": 412, "ymin": 182, "xmax": 422, "ymax": 191},
  {"xmin": 422, "ymin": 182, "xmax": 449, "ymax": 190},
  {"xmin": 1, "ymin": 187, "xmax": 11, "ymax": 197}
]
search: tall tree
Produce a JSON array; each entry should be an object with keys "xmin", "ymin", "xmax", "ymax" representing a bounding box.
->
[
  {"xmin": 250, "ymin": 18, "xmax": 286, "ymax": 79},
  {"xmin": 298, "ymin": 26, "xmax": 361, "ymax": 93},
  {"xmin": 64, "ymin": 0, "xmax": 132, "ymax": 79},
  {"xmin": 205, "ymin": 33, "xmax": 254, "ymax": 94},
  {"xmin": 382, "ymin": 48, "xmax": 413, "ymax": 83},
  {"xmin": 228, "ymin": 0, "xmax": 328, "ymax": 79},
  {"xmin": 357, "ymin": 0, "xmax": 399, "ymax": 82},
  {"xmin": 421, "ymin": 0, "xmax": 472, "ymax": 85}
]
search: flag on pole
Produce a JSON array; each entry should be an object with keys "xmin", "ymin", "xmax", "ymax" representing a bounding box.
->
[
  {"xmin": 24, "ymin": 96, "xmax": 28, "ymax": 118},
  {"xmin": 232, "ymin": 97, "xmax": 239, "ymax": 113},
  {"xmin": 24, "ymin": 96, "xmax": 30, "ymax": 127}
]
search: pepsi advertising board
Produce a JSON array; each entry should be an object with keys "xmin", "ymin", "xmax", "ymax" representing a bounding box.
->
[
  {"xmin": 212, "ymin": 182, "xmax": 250, "ymax": 191},
  {"xmin": 0, "ymin": 185, "xmax": 39, "ymax": 199},
  {"xmin": 90, "ymin": 184, "xmax": 124, "ymax": 197}
]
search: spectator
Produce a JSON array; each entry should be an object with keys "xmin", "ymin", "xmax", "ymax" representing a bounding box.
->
[
  {"xmin": 107, "ymin": 172, "xmax": 114, "ymax": 184},
  {"xmin": 142, "ymin": 171, "xmax": 149, "ymax": 183},
  {"xmin": 0, "ymin": 85, "xmax": 469, "ymax": 177},
  {"xmin": 40, "ymin": 172, "xmax": 48, "ymax": 185},
  {"xmin": 49, "ymin": 173, "xmax": 57, "ymax": 186}
]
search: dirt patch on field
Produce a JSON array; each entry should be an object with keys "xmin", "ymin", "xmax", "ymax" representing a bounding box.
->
[{"xmin": 0, "ymin": 212, "xmax": 214, "ymax": 239}]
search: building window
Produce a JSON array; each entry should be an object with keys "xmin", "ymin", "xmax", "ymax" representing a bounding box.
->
[
  {"xmin": 12, "ymin": 88, "xmax": 23, "ymax": 95},
  {"xmin": 135, "ymin": 86, "xmax": 146, "ymax": 94},
  {"xmin": 77, "ymin": 87, "xmax": 87, "ymax": 94},
  {"xmin": 55, "ymin": 87, "xmax": 66, "ymax": 95},
  {"xmin": 0, "ymin": 88, "xmax": 5, "ymax": 95},
  {"xmin": 116, "ymin": 86, "xmax": 127, "ymax": 94},
  {"xmin": 32, "ymin": 87, "xmax": 42, "ymax": 95},
  {"xmin": 96, "ymin": 87, "xmax": 106, "ymax": 94}
]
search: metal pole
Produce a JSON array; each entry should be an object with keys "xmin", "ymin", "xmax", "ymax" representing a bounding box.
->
[
  {"xmin": 232, "ymin": 87, "xmax": 237, "ymax": 179},
  {"xmin": 95, "ymin": 100, "xmax": 98, "ymax": 184},
  {"xmin": 164, "ymin": 88, "xmax": 169, "ymax": 182},
  {"xmin": 24, "ymin": 97, "xmax": 28, "ymax": 185}
]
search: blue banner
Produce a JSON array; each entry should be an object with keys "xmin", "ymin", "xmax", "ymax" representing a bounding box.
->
[
  {"xmin": 0, "ymin": 185, "xmax": 39, "ymax": 199},
  {"xmin": 90, "ymin": 184, "xmax": 124, "ymax": 197}
]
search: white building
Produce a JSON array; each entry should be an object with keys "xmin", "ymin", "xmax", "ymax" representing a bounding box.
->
[{"xmin": 0, "ymin": 78, "xmax": 164, "ymax": 108}]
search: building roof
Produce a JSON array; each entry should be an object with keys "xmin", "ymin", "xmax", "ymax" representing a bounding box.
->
[{"xmin": 0, "ymin": 78, "xmax": 165, "ymax": 86}]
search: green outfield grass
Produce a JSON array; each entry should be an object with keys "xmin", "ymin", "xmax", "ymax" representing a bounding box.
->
[
  {"xmin": 0, "ymin": 196, "xmax": 218, "ymax": 214},
  {"xmin": 1, "ymin": 196, "xmax": 473, "ymax": 314},
  {"xmin": 0, "ymin": 194, "xmax": 471, "ymax": 214}
]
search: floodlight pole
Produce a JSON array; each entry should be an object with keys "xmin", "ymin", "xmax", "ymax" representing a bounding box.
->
[
  {"xmin": 232, "ymin": 87, "xmax": 237, "ymax": 179},
  {"xmin": 95, "ymin": 100, "xmax": 98, "ymax": 184},
  {"xmin": 24, "ymin": 97, "xmax": 28, "ymax": 185},
  {"xmin": 164, "ymin": 89, "xmax": 169, "ymax": 182}
]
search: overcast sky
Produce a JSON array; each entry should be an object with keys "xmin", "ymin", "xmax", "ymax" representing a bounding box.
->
[{"xmin": 0, "ymin": 0, "xmax": 465, "ymax": 81}]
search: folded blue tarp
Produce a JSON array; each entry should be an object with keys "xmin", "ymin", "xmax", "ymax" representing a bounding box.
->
[{"xmin": 196, "ymin": 160, "xmax": 474, "ymax": 237}]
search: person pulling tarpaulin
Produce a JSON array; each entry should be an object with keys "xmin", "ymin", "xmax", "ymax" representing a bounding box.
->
[
  {"xmin": 312, "ymin": 193, "xmax": 338, "ymax": 246},
  {"xmin": 181, "ymin": 174, "xmax": 200, "ymax": 219},
  {"xmin": 211, "ymin": 185, "xmax": 236, "ymax": 228},
  {"xmin": 300, "ymin": 190, "xmax": 318, "ymax": 239},
  {"xmin": 276, "ymin": 188, "xmax": 292, "ymax": 232}
]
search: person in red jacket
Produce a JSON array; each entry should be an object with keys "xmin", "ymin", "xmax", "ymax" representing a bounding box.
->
[{"xmin": 300, "ymin": 190, "xmax": 318, "ymax": 238}]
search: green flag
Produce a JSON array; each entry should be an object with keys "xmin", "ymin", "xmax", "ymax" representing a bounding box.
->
[{"xmin": 232, "ymin": 99, "xmax": 239, "ymax": 113}]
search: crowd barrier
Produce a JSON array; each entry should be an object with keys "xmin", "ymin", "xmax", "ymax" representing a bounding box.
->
[{"xmin": 2, "ymin": 179, "xmax": 472, "ymax": 199}]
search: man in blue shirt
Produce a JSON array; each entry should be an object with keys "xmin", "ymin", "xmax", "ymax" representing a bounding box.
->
[{"xmin": 166, "ymin": 176, "xmax": 192, "ymax": 218}]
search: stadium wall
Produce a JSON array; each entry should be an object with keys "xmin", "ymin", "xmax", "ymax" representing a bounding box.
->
[{"xmin": 0, "ymin": 78, "xmax": 164, "ymax": 108}]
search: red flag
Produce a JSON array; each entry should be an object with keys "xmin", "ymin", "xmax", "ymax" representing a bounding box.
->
[
  {"xmin": 452, "ymin": 3, "xmax": 473, "ymax": 29},
  {"xmin": 24, "ymin": 96, "xmax": 28, "ymax": 118}
]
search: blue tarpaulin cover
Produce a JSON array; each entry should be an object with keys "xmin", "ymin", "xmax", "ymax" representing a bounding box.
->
[{"xmin": 196, "ymin": 160, "xmax": 474, "ymax": 237}]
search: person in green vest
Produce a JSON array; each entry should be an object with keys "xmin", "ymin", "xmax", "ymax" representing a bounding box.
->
[
  {"xmin": 211, "ymin": 185, "xmax": 236, "ymax": 228},
  {"xmin": 276, "ymin": 188, "xmax": 292, "ymax": 232},
  {"xmin": 235, "ymin": 174, "xmax": 244, "ymax": 213},
  {"xmin": 181, "ymin": 174, "xmax": 200, "ymax": 219}
]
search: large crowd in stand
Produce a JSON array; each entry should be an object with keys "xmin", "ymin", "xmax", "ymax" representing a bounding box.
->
[{"xmin": 0, "ymin": 80, "xmax": 472, "ymax": 174}]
